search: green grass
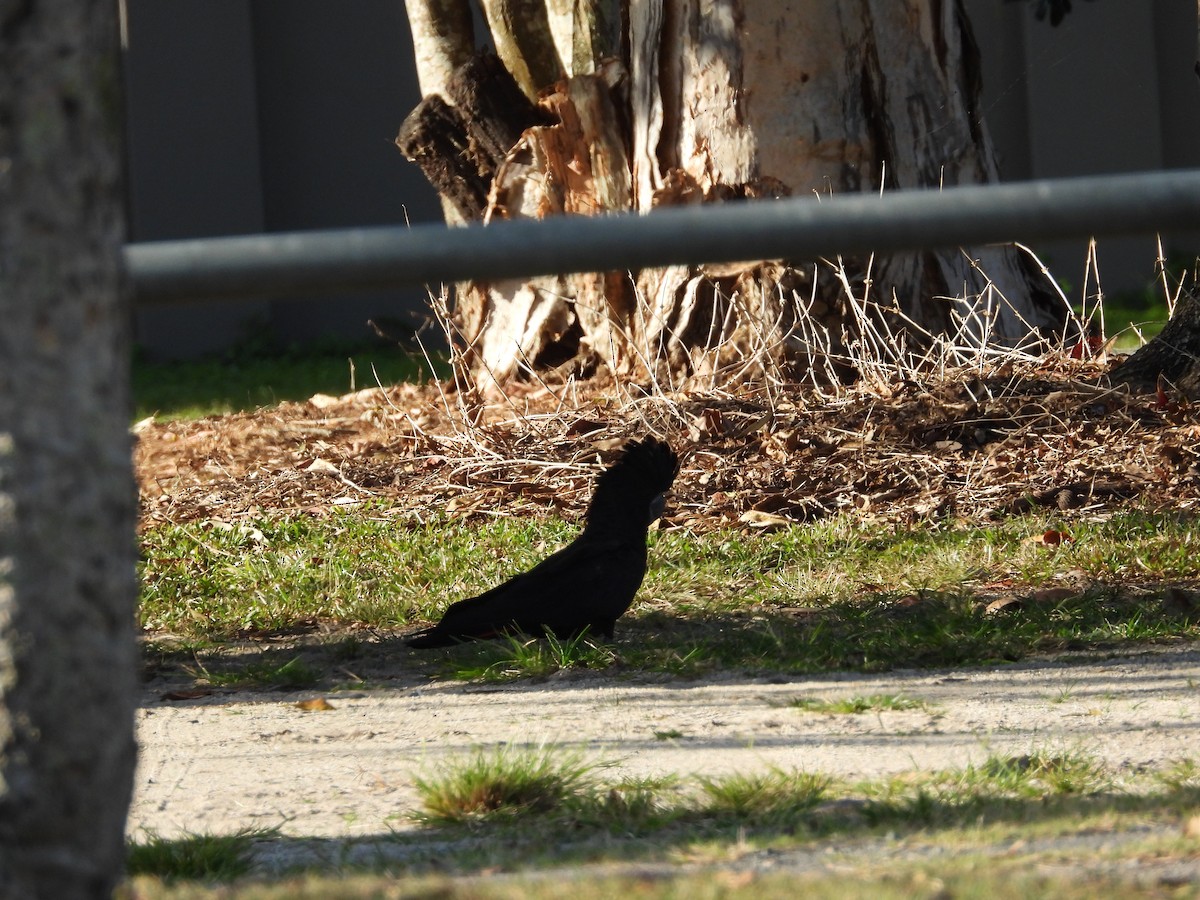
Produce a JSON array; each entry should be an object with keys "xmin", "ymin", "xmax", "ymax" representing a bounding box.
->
[
  {"xmin": 789, "ymin": 694, "xmax": 929, "ymax": 714},
  {"xmin": 695, "ymin": 768, "xmax": 830, "ymax": 823},
  {"xmin": 139, "ymin": 512, "xmax": 580, "ymax": 637},
  {"xmin": 119, "ymin": 866, "xmax": 1200, "ymax": 900},
  {"xmin": 413, "ymin": 747, "xmax": 831, "ymax": 832},
  {"xmin": 132, "ymin": 338, "xmax": 445, "ymax": 420},
  {"xmin": 398, "ymin": 747, "xmax": 1200, "ymax": 876},
  {"xmin": 855, "ymin": 750, "xmax": 1115, "ymax": 829},
  {"xmin": 446, "ymin": 632, "xmax": 621, "ymax": 682},
  {"xmin": 1083, "ymin": 293, "xmax": 1170, "ymax": 352},
  {"xmin": 126, "ymin": 828, "xmax": 276, "ymax": 881},
  {"xmin": 412, "ymin": 746, "xmax": 598, "ymax": 826},
  {"xmin": 187, "ymin": 653, "xmax": 322, "ymax": 690},
  {"xmin": 405, "ymin": 745, "xmax": 1163, "ymax": 841},
  {"xmin": 139, "ymin": 507, "xmax": 1200, "ymax": 684}
]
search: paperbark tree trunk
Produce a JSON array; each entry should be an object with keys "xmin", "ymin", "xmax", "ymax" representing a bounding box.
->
[
  {"xmin": 0, "ymin": 2, "xmax": 138, "ymax": 898},
  {"xmin": 400, "ymin": 0, "xmax": 1067, "ymax": 390}
]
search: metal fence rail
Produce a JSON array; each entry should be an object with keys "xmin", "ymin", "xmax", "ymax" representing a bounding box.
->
[{"xmin": 124, "ymin": 169, "xmax": 1200, "ymax": 305}]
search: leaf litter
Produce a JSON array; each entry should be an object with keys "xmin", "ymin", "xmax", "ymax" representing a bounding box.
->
[{"xmin": 135, "ymin": 353, "xmax": 1200, "ymax": 535}]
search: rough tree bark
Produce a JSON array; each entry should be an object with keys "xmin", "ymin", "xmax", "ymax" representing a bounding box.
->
[
  {"xmin": 1112, "ymin": 287, "xmax": 1200, "ymax": 398},
  {"xmin": 0, "ymin": 2, "xmax": 139, "ymax": 898},
  {"xmin": 400, "ymin": 0, "xmax": 1067, "ymax": 390}
]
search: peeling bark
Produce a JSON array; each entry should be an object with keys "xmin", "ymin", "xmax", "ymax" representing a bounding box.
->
[
  {"xmin": 478, "ymin": 0, "xmax": 564, "ymax": 99},
  {"xmin": 396, "ymin": 95, "xmax": 489, "ymax": 220},
  {"xmin": 401, "ymin": 0, "xmax": 1068, "ymax": 390},
  {"xmin": 396, "ymin": 51, "xmax": 552, "ymax": 221},
  {"xmin": 463, "ymin": 64, "xmax": 637, "ymax": 386},
  {"xmin": 547, "ymin": 0, "xmax": 622, "ymax": 75}
]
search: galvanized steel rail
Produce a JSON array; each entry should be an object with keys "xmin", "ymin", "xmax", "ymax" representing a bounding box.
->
[{"xmin": 124, "ymin": 169, "xmax": 1200, "ymax": 305}]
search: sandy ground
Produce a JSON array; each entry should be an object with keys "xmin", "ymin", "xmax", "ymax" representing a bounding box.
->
[{"xmin": 130, "ymin": 644, "xmax": 1200, "ymax": 874}]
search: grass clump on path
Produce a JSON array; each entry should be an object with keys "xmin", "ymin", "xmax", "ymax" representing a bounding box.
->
[
  {"xmin": 400, "ymin": 747, "xmax": 1200, "ymax": 878},
  {"xmin": 412, "ymin": 746, "xmax": 596, "ymax": 826}
]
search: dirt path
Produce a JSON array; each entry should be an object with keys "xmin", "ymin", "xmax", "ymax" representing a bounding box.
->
[{"xmin": 131, "ymin": 645, "xmax": 1200, "ymax": 874}]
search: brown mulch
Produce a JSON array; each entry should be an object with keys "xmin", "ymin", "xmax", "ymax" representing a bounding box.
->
[{"xmin": 134, "ymin": 355, "xmax": 1200, "ymax": 534}]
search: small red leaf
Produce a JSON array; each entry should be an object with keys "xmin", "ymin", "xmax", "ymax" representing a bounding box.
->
[{"xmin": 1041, "ymin": 529, "xmax": 1072, "ymax": 546}]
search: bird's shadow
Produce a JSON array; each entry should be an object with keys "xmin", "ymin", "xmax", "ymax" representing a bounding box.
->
[
  {"xmin": 139, "ymin": 609, "xmax": 823, "ymax": 708},
  {"xmin": 138, "ymin": 577, "xmax": 1200, "ymax": 708}
]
